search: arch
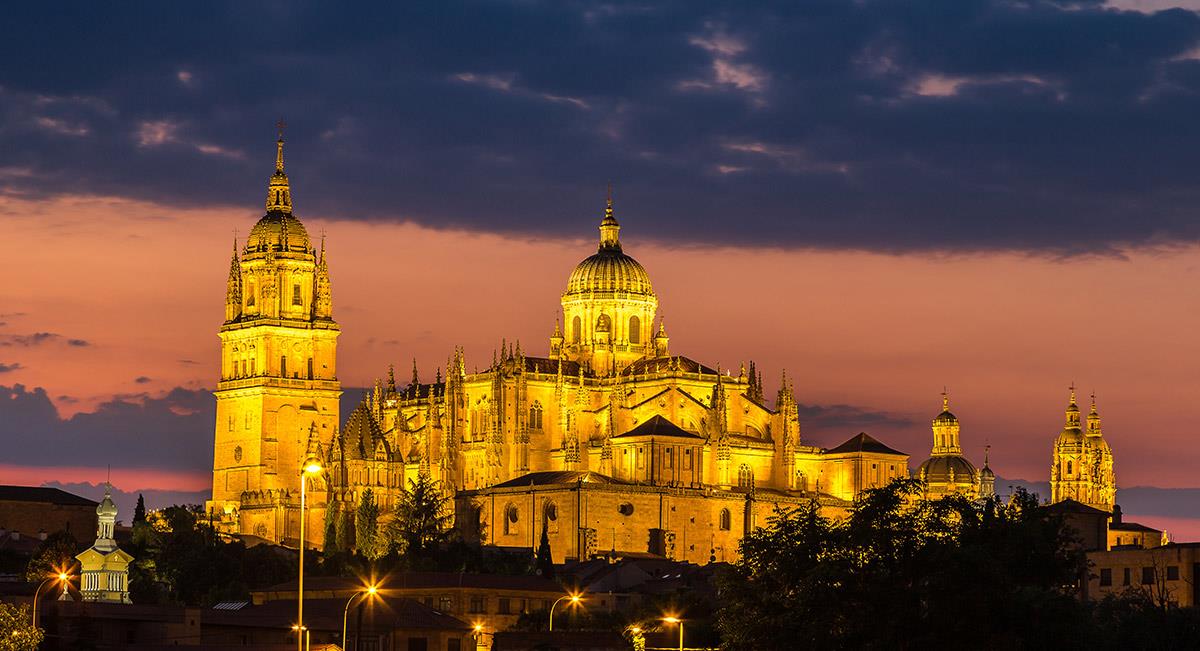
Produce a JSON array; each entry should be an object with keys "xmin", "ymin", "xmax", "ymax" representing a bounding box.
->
[
  {"xmin": 719, "ymin": 508, "xmax": 731, "ymax": 531},
  {"xmin": 737, "ymin": 464, "xmax": 754, "ymax": 489},
  {"xmin": 629, "ymin": 315, "xmax": 641, "ymax": 344},
  {"xmin": 529, "ymin": 401, "xmax": 544, "ymax": 430},
  {"xmin": 572, "ymin": 316, "xmax": 582, "ymax": 343},
  {"xmin": 503, "ymin": 503, "xmax": 519, "ymax": 536}
]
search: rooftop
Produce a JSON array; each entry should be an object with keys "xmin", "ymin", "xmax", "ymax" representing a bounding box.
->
[
  {"xmin": 0, "ymin": 485, "xmax": 97, "ymax": 507},
  {"xmin": 492, "ymin": 470, "xmax": 629, "ymax": 489},
  {"xmin": 613, "ymin": 415, "xmax": 703, "ymax": 440},
  {"xmin": 825, "ymin": 432, "xmax": 906, "ymax": 456}
]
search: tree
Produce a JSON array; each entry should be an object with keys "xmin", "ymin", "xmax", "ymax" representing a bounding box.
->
[
  {"xmin": 535, "ymin": 520, "xmax": 554, "ymax": 578},
  {"xmin": 387, "ymin": 474, "xmax": 452, "ymax": 558},
  {"xmin": 716, "ymin": 479, "xmax": 1090, "ymax": 650},
  {"xmin": 133, "ymin": 493, "xmax": 147, "ymax": 525},
  {"xmin": 356, "ymin": 489, "xmax": 386, "ymax": 561},
  {"xmin": 0, "ymin": 603, "xmax": 43, "ymax": 651},
  {"xmin": 25, "ymin": 530, "xmax": 79, "ymax": 585}
]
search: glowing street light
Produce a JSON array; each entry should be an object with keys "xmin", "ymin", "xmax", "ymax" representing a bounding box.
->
[
  {"xmin": 341, "ymin": 583, "xmax": 379, "ymax": 648},
  {"xmin": 31, "ymin": 571, "xmax": 70, "ymax": 627},
  {"xmin": 661, "ymin": 615, "xmax": 684, "ymax": 651},
  {"xmin": 548, "ymin": 593, "xmax": 582, "ymax": 631},
  {"xmin": 297, "ymin": 457, "xmax": 322, "ymax": 651}
]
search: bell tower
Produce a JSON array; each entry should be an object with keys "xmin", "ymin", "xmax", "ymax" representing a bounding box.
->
[{"xmin": 208, "ymin": 129, "xmax": 341, "ymax": 544}]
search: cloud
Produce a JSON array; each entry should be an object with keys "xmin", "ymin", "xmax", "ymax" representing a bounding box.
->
[
  {"xmin": 0, "ymin": 362, "xmax": 23, "ymax": 373},
  {"xmin": 1, "ymin": 2, "xmax": 1200, "ymax": 252},
  {"xmin": 134, "ymin": 376, "xmax": 151, "ymax": 384},
  {"xmin": 798, "ymin": 402, "xmax": 916, "ymax": 432},
  {"xmin": 0, "ymin": 384, "xmax": 214, "ymax": 472},
  {"xmin": 0, "ymin": 332, "xmax": 90, "ymax": 348}
]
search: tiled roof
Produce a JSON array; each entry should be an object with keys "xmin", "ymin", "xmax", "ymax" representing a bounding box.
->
[
  {"xmin": 825, "ymin": 432, "xmax": 905, "ymax": 456},
  {"xmin": 491, "ymin": 470, "xmax": 628, "ymax": 488},
  {"xmin": 0, "ymin": 485, "xmax": 97, "ymax": 507},
  {"xmin": 622, "ymin": 355, "xmax": 719, "ymax": 376},
  {"xmin": 613, "ymin": 415, "xmax": 703, "ymax": 440}
]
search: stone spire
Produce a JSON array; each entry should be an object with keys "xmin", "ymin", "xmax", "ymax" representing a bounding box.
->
[
  {"xmin": 1086, "ymin": 391, "xmax": 1102, "ymax": 437},
  {"xmin": 598, "ymin": 186, "xmax": 621, "ymax": 251},
  {"xmin": 314, "ymin": 234, "xmax": 332, "ymax": 319},
  {"xmin": 265, "ymin": 122, "xmax": 293, "ymax": 213},
  {"xmin": 1065, "ymin": 384, "xmax": 1081, "ymax": 430},
  {"xmin": 225, "ymin": 236, "xmax": 242, "ymax": 322}
]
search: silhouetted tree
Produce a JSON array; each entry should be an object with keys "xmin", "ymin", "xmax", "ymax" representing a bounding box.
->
[
  {"xmin": 387, "ymin": 474, "xmax": 452, "ymax": 558},
  {"xmin": 355, "ymin": 489, "xmax": 386, "ymax": 561},
  {"xmin": 133, "ymin": 494, "xmax": 147, "ymax": 525}
]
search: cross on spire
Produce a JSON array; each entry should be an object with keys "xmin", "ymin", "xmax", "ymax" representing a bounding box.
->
[{"xmin": 276, "ymin": 118, "xmax": 287, "ymax": 140}]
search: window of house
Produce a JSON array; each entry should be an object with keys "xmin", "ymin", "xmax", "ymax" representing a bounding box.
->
[
  {"xmin": 1100, "ymin": 568, "xmax": 1112, "ymax": 587},
  {"xmin": 292, "ymin": 283, "xmax": 302, "ymax": 306},
  {"xmin": 1142, "ymin": 567, "xmax": 1155, "ymax": 585},
  {"xmin": 469, "ymin": 596, "xmax": 486, "ymax": 613},
  {"xmin": 719, "ymin": 508, "xmax": 731, "ymax": 531},
  {"xmin": 447, "ymin": 640, "xmax": 461, "ymax": 651},
  {"xmin": 629, "ymin": 315, "xmax": 641, "ymax": 344},
  {"xmin": 498, "ymin": 598, "xmax": 511, "ymax": 614},
  {"xmin": 1123, "ymin": 568, "xmax": 1131, "ymax": 586},
  {"xmin": 408, "ymin": 638, "xmax": 428, "ymax": 651},
  {"xmin": 439, "ymin": 596, "xmax": 453, "ymax": 612},
  {"xmin": 1167, "ymin": 566, "xmax": 1180, "ymax": 581}
]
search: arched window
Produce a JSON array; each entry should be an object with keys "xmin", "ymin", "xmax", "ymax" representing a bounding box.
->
[
  {"xmin": 629, "ymin": 315, "xmax": 641, "ymax": 344},
  {"xmin": 529, "ymin": 401, "xmax": 544, "ymax": 430},
  {"xmin": 719, "ymin": 508, "xmax": 731, "ymax": 531},
  {"xmin": 292, "ymin": 283, "xmax": 303, "ymax": 306},
  {"xmin": 504, "ymin": 504, "xmax": 519, "ymax": 536},
  {"xmin": 572, "ymin": 316, "xmax": 582, "ymax": 343},
  {"xmin": 738, "ymin": 464, "xmax": 754, "ymax": 489},
  {"xmin": 1066, "ymin": 460, "xmax": 1073, "ymax": 475}
]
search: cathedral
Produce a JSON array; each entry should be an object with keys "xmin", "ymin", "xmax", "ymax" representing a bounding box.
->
[
  {"xmin": 207, "ymin": 134, "xmax": 1104, "ymax": 563},
  {"xmin": 1049, "ymin": 388, "xmax": 1116, "ymax": 512}
]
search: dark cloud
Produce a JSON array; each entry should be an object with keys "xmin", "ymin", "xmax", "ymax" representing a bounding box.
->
[
  {"xmin": 134, "ymin": 376, "xmax": 152, "ymax": 384},
  {"xmin": 2, "ymin": 1, "xmax": 1200, "ymax": 253},
  {"xmin": 0, "ymin": 362, "xmax": 23, "ymax": 373},
  {"xmin": 0, "ymin": 332, "xmax": 89, "ymax": 348},
  {"xmin": 0, "ymin": 384, "xmax": 213, "ymax": 472}
]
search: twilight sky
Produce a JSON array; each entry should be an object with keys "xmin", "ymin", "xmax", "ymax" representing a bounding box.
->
[{"xmin": 3, "ymin": 0, "xmax": 1200, "ymax": 537}]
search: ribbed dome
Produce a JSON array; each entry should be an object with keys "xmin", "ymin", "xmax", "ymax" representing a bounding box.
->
[
  {"xmin": 97, "ymin": 493, "xmax": 118, "ymax": 517},
  {"xmin": 566, "ymin": 249, "xmax": 654, "ymax": 296},
  {"xmin": 933, "ymin": 409, "xmax": 958, "ymax": 425},
  {"xmin": 247, "ymin": 212, "xmax": 311, "ymax": 254},
  {"xmin": 918, "ymin": 455, "xmax": 977, "ymax": 485}
]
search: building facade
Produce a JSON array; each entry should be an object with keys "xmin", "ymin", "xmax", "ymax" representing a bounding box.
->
[
  {"xmin": 74, "ymin": 484, "xmax": 132, "ymax": 604},
  {"xmin": 208, "ymin": 135, "xmax": 1022, "ymax": 560}
]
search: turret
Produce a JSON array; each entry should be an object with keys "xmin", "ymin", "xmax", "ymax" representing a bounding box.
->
[
  {"xmin": 225, "ymin": 237, "xmax": 242, "ymax": 323},
  {"xmin": 654, "ymin": 319, "xmax": 669, "ymax": 357}
]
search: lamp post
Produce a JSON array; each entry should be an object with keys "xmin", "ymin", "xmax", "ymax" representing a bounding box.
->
[
  {"xmin": 297, "ymin": 458, "xmax": 322, "ymax": 651},
  {"xmin": 547, "ymin": 593, "xmax": 581, "ymax": 631},
  {"xmin": 472, "ymin": 623, "xmax": 494, "ymax": 650},
  {"xmin": 662, "ymin": 616, "xmax": 683, "ymax": 651},
  {"xmin": 342, "ymin": 584, "xmax": 378, "ymax": 649},
  {"xmin": 31, "ymin": 572, "xmax": 69, "ymax": 627}
]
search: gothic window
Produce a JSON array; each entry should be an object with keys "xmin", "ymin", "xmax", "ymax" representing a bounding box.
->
[
  {"xmin": 738, "ymin": 464, "xmax": 754, "ymax": 489},
  {"xmin": 529, "ymin": 401, "xmax": 544, "ymax": 430},
  {"xmin": 292, "ymin": 283, "xmax": 302, "ymax": 306},
  {"xmin": 719, "ymin": 508, "xmax": 731, "ymax": 531},
  {"xmin": 629, "ymin": 315, "xmax": 641, "ymax": 344},
  {"xmin": 572, "ymin": 316, "xmax": 582, "ymax": 343}
]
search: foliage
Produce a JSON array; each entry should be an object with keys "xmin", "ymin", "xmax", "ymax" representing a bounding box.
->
[
  {"xmin": 24, "ymin": 530, "xmax": 78, "ymax": 585},
  {"xmin": 716, "ymin": 479, "xmax": 1090, "ymax": 650},
  {"xmin": 386, "ymin": 474, "xmax": 452, "ymax": 558},
  {"xmin": 0, "ymin": 603, "xmax": 43, "ymax": 651},
  {"xmin": 133, "ymin": 494, "xmax": 147, "ymax": 525},
  {"xmin": 355, "ymin": 489, "xmax": 386, "ymax": 561},
  {"xmin": 535, "ymin": 523, "xmax": 554, "ymax": 578}
]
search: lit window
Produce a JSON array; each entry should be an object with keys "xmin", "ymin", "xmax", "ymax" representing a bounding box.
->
[
  {"xmin": 629, "ymin": 315, "xmax": 641, "ymax": 344},
  {"xmin": 572, "ymin": 316, "xmax": 582, "ymax": 343},
  {"xmin": 292, "ymin": 283, "xmax": 302, "ymax": 306},
  {"xmin": 719, "ymin": 508, "xmax": 731, "ymax": 531}
]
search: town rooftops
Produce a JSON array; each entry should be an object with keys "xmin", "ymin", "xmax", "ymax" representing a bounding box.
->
[
  {"xmin": 258, "ymin": 571, "xmax": 567, "ymax": 596},
  {"xmin": 0, "ymin": 485, "xmax": 98, "ymax": 507},
  {"xmin": 825, "ymin": 432, "xmax": 906, "ymax": 456}
]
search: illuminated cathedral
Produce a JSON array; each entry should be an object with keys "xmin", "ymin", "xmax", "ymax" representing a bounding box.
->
[{"xmin": 207, "ymin": 134, "xmax": 1093, "ymax": 562}]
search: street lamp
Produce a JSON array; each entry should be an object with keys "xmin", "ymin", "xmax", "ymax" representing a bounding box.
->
[
  {"xmin": 548, "ymin": 593, "xmax": 582, "ymax": 631},
  {"xmin": 661, "ymin": 616, "xmax": 684, "ymax": 651},
  {"xmin": 31, "ymin": 572, "xmax": 70, "ymax": 627},
  {"xmin": 297, "ymin": 458, "xmax": 322, "ymax": 651},
  {"xmin": 341, "ymin": 584, "xmax": 379, "ymax": 648},
  {"xmin": 473, "ymin": 623, "xmax": 494, "ymax": 649}
]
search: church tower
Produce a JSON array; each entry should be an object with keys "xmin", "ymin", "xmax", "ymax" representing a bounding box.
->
[
  {"xmin": 1050, "ymin": 388, "xmax": 1115, "ymax": 511},
  {"xmin": 75, "ymin": 484, "xmax": 133, "ymax": 604},
  {"xmin": 556, "ymin": 193, "xmax": 658, "ymax": 376},
  {"xmin": 208, "ymin": 130, "xmax": 341, "ymax": 544}
]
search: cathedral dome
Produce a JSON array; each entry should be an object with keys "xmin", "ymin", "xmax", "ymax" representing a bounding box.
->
[
  {"xmin": 96, "ymin": 492, "xmax": 118, "ymax": 518},
  {"xmin": 566, "ymin": 249, "xmax": 654, "ymax": 296},
  {"xmin": 918, "ymin": 455, "xmax": 977, "ymax": 486},
  {"xmin": 932, "ymin": 409, "xmax": 958, "ymax": 426},
  {"xmin": 565, "ymin": 195, "xmax": 654, "ymax": 296},
  {"xmin": 247, "ymin": 212, "xmax": 311, "ymax": 254}
]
